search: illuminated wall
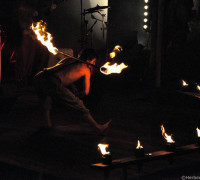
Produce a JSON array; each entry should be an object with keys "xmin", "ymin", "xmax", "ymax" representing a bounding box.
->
[
  {"xmin": 47, "ymin": 0, "xmax": 108, "ymax": 52},
  {"xmin": 108, "ymin": 0, "xmax": 149, "ymax": 48}
]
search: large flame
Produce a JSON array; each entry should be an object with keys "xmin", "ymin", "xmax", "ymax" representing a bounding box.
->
[
  {"xmin": 109, "ymin": 45, "xmax": 123, "ymax": 59},
  {"xmin": 98, "ymin": 144, "xmax": 110, "ymax": 155},
  {"xmin": 136, "ymin": 140, "xmax": 143, "ymax": 149},
  {"xmin": 197, "ymin": 127, "xmax": 200, "ymax": 137},
  {"xmin": 31, "ymin": 20, "xmax": 58, "ymax": 55},
  {"xmin": 100, "ymin": 62, "xmax": 128, "ymax": 75},
  {"xmin": 161, "ymin": 125, "xmax": 175, "ymax": 143},
  {"xmin": 182, "ymin": 80, "xmax": 188, "ymax": 87}
]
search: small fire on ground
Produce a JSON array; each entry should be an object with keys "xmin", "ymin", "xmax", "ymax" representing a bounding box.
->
[
  {"xmin": 136, "ymin": 140, "xmax": 143, "ymax": 149},
  {"xmin": 98, "ymin": 144, "xmax": 110, "ymax": 155},
  {"xmin": 161, "ymin": 125, "xmax": 175, "ymax": 143}
]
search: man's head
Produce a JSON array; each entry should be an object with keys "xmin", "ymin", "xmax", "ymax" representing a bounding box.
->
[{"xmin": 79, "ymin": 48, "xmax": 98, "ymax": 65}]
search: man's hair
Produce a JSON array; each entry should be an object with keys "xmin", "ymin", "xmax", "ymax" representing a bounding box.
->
[{"xmin": 79, "ymin": 48, "xmax": 98, "ymax": 62}]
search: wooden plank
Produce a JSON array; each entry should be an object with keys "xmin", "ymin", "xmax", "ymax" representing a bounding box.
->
[
  {"xmin": 92, "ymin": 150, "xmax": 174, "ymax": 170},
  {"xmin": 92, "ymin": 145, "xmax": 200, "ymax": 171},
  {"xmin": 177, "ymin": 91, "xmax": 200, "ymax": 99},
  {"xmin": 176, "ymin": 144, "xmax": 200, "ymax": 155}
]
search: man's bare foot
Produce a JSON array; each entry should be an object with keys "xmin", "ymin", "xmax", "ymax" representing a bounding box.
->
[{"xmin": 96, "ymin": 119, "xmax": 112, "ymax": 133}]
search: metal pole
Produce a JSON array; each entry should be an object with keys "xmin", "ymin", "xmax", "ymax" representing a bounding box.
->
[{"xmin": 57, "ymin": 51, "xmax": 100, "ymax": 69}]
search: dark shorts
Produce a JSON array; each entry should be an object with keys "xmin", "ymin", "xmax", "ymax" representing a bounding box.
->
[{"xmin": 33, "ymin": 70, "xmax": 90, "ymax": 117}]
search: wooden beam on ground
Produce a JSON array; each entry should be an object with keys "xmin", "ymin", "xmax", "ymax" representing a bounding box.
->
[{"xmin": 91, "ymin": 144, "xmax": 200, "ymax": 180}]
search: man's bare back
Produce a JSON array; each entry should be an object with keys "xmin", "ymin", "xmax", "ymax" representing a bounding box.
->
[{"xmin": 56, "ymin": 63, "xmax": 90, "ymax": 86}]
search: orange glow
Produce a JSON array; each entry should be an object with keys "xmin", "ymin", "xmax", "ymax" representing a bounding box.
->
[
  {"xmin": 98, "ymin": 144, "xmax": 110, "ymax": 155},
  {"xmin": 31, "ymin": 20, "xmax": 58, "ymax": 55},
  {"xmin": 110, "ymin": 52, "xmax": 116, "ymax": 58},
  {"xmin": 100, "ymin": 62, "xmax": 128, "ymax": 75},
  {"xmin": 113, "ymin": 45, "xmax": 123, "ymax": 52},
  {"xmin": 182, "ymin": 80, "xmax": 188, "ymax": 87},
  {"xmin": 161, "ymin": 125, "xmax": 175, "ymax": 143},
  {"xmin": 136, "ymin": 140, "xmax": 143, "ymax": 149},
  {"xmin": 197, "ymin": 127, "xmax": 200, "ymax": 137},
  {"xmin": 109, "ymin": 45, "xmax": 123, "ymax": 59}
]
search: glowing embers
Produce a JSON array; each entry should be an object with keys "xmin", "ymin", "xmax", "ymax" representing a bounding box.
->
[
  {"xmin": 161, "ymin": 125, "xmax": 176, "ymax": 151},
  {"xmin": 135, "ymin": 140, "xmax": 144, "ymax": 158},
  {"xmin": 98, "ymin": 144, "xmax": 112, "ymax": 164},
  {"xmin": 31, "ymin": 20, "xmax": 58, "ymax": 55}
]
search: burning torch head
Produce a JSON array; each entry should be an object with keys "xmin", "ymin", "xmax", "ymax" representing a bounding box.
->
[{"xmin": 109, "ymin": 45, "xmax": 123, "ymax": 59}]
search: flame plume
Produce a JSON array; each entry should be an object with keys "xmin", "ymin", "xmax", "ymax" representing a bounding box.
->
[
  {"xmin": 31, "ymin": 20, "xmax": 58, "ymax": 55},
  {"xmin": 161, "ymin": 125, "xmax": 175, "ymax": 143}
]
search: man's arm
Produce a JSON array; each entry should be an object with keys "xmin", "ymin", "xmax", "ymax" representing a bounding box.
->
[{"xmin": 84, "ymin": 67, "xmax": 91, "ymax": 95}]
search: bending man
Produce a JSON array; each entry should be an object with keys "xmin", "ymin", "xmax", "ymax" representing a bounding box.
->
[{"xmin": 33, "ymin": 48, "xmax": 111, "ymax": 132}]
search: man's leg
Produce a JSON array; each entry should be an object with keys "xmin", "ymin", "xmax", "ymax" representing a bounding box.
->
[
  {"xmin": 85, "ymin": 114, "xmax": 112, "ymax": 133},
  {"xmin": 53, "ymin": 85, "xmax": 111, "ymax": 132}
]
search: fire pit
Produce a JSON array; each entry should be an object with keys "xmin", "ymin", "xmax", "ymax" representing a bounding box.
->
[
  {"xmin": 196, "ymin": 127, "xmax": 200, "ymax": 146},
  {"xmin": 98, "ymin": 144, "xmax": 112, "ymax": 165},
  {"xmin": 166, "ymin": 142, "xmax": 176, "ymax": 151},
  {"xmin": 161, "ymin": 125, "xmax": 176, "ymax": 151},
  {"xmin": 135, "ymin": 140, "xmax": 144, "ymax": 158}
]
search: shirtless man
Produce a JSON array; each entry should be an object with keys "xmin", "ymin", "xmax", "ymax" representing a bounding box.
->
[{"xmin": 33, "ymin": 48, "xmax": 111, "ymax": 132}]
